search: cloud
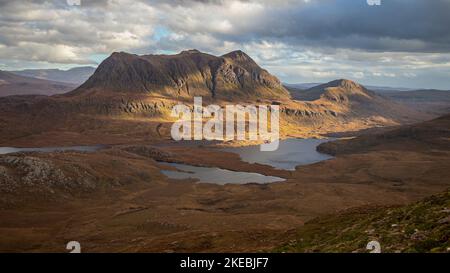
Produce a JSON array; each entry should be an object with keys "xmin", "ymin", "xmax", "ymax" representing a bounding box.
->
[
  {"xmin": 0, "ymin": 0, "xmax": 450, "ymax": 88},
  {"xmin": 148, "ymin": 0, "xmax": 450, "ymax": 53},
  {"xmin": 0, "ymin": 0, "xmax": 157, "ymax": 64}
]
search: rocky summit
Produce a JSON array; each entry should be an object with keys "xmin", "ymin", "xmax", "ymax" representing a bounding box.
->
[{"xmin": 70, "ymin": 49, "xmax": 289, "ymax": 101}]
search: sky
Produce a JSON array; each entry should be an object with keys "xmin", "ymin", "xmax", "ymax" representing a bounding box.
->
[{"xmin": 1, "ymin": 0, "xmax": 450, "ymax": 89}]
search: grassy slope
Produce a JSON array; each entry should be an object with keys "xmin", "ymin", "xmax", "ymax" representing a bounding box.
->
[{"xmin": 276, "ymin": 189, "xmax": 450, "ymax": 253}]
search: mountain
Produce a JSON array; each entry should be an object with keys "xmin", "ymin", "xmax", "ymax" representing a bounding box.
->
[
  {"xmin": 282, "ymin": 79, "xmax": 428, "ymax": 125},
  {"xmin": 11, "ymin": 66, "xmax": 96, "ymax": 85},
  {"xmin": 67, "ymin": 52, "xmax": 428, "ymax": 128},
  {"xmin": 0, "ymin": 51, "xmax": 430, "ymax": 146},
  {"xmin": 291, "ymin": 81, "xmax": 450, "ymax": 116},
  {"xmin": 70, "ymin": 50, "xmax": 289, "ymax": 101},
  {"xmin": 0, "ymin": 70, "xmax": 76, "ymax": 97},
  {"xmin": 293, "ymin": 79, "xmax": 377, "ymax": 101}
]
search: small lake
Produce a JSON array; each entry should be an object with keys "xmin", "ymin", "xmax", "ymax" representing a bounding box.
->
[
  {"xmin": 0, "ymin": 145, "xmax": 105, "ymax": 155},
  {"xmin": 160, "ymin": 138, "xmax": 334, "ymax": 185},
  {"xmin": 222, "ymin": 138, "xmax": 334, "ymax": 170},
  {"xmin": 159, "ymin": 162, "xmax": 285, "ymax": 185},
  {"xmin": 0, "ymin": 139, "xmax": 334, "ymax": 185}
]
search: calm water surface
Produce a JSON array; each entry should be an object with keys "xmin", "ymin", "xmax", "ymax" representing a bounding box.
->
[
  {"xmin": 0, "ymin": 139, "xmax": 334, "ymax": 185},
  {"xmin": 160, "ymin": 162, "xmax": 285, "ymax": 185},
  {"xmin": 222, "ymin": 138, "xmax": 334, "ymax": 170}
]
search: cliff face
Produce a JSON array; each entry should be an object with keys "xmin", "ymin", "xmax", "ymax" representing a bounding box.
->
[{"xmin": 71, "ymin": 49, "xmax": 289, "ymax": 101}]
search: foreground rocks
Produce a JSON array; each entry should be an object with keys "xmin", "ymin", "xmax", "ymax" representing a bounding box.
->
[
  {"xmin": 0, "ymin": 154, "xmax": 96, "ymax": 194},
  {"xmin": 277, "ymin": 189, "xmax": 450, "ymax": 253}
]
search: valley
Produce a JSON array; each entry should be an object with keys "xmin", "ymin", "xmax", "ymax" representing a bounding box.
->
[
  {"xmin": 1, "ymin": 124, "xmax": 449, "ymax": 252},
  {"xmin": 0, "ymin": 50, "xmax": 449, "ymax": 253}
]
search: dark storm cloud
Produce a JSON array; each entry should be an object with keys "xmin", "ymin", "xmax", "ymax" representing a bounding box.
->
[
  {"xmin": 161, "ymin": 0, "xmax": 450, "ymax": 53},
  {"xmin": 282, "ymin": 0, "xmax": 450, "ymax": 52}
]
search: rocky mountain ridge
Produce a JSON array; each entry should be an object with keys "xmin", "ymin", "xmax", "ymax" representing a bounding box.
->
[{"xmin": 70, "ymin": 49, "xmax": 289, "ymax": 101}]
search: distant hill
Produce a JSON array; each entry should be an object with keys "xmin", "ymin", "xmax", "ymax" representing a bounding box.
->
[
  {"xmin": 287, "ymin": 80, "xmax": 418, "ymax": 101},
  {"xmin": 283, "ymin": 79, "xmax": 427, "ymax": 124},
  {"xmin": 285, "ymin": 82, "xmax": 416, "ymax": 94},
  {"xmin": 287, "ymin": 81, "xmax": 450, "ymax": 117},
  {"xmin": 292, "ymin": 79, "xmax": 376, "ymax": 101},
  {"xmin": 380, "ymin": 89, "xmax": 450, "ymax": 116},
  {"xmin": 317, "ymin": 113, "xmax": 450, "ymax": 155},
  {"xmin": 284, "ymin": 83, "xmax": 322, "ymax": 91},
  {"xmin": 365, "ymin": 85, "xmax": 416, "ymax": 93},
  {"xmin": 70, "ymin": 50, "xmax": 290, "ymax": 101},
  {"xmin": 11, "ymin": 66, "xmax": 95, "ymax": 85},
  {"xmin": 0, "ymin": 70, "xmax": 76, "ymax": 97}
]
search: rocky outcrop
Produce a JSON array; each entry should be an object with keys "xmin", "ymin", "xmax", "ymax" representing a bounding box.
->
[
  {"xmin": 278, "ymin": 189, "xmax": 450, "ymax": 253},
  {"xmin": 0, "ymin": 154, "xmax": 96, "ymax": 194},
  {"xmin": 122, "ymin": 145, "xmax": 174, "ymax": 162}
]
